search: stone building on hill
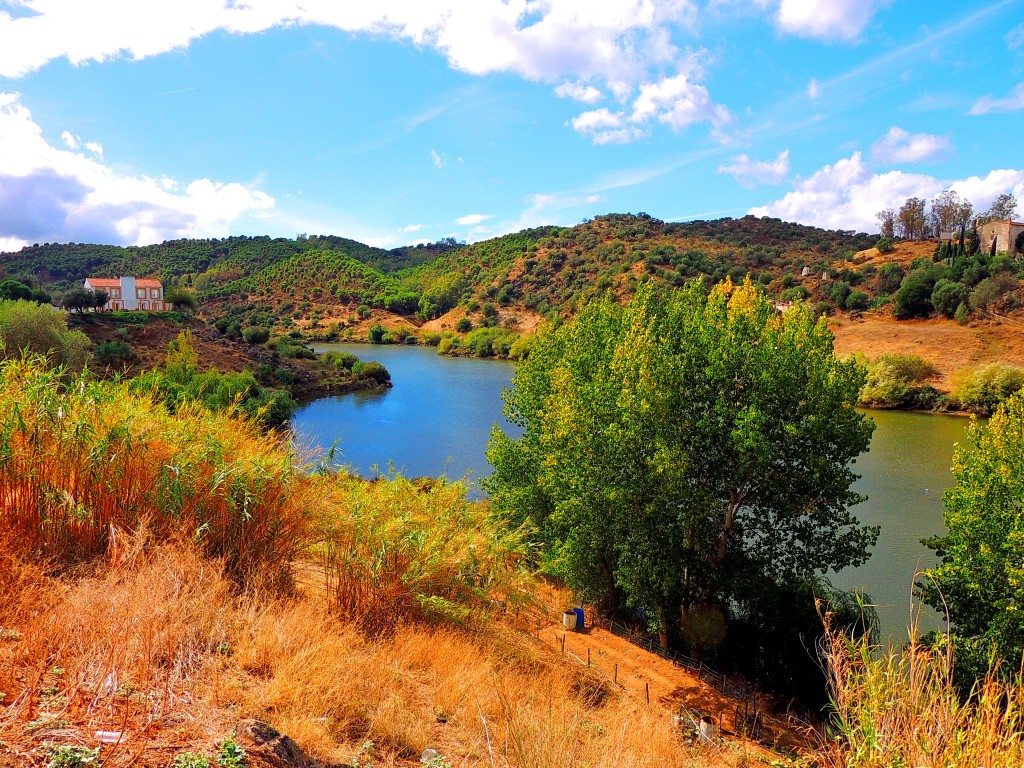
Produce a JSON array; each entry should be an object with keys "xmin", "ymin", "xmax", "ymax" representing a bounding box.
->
[{"xmin": 977, "ymin": 219, "xmax": 1024, "ymax": 254}]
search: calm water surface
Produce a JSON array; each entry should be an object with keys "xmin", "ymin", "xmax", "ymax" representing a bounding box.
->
[{"xmin": 292, "ymin": 344, "xmax": 969, "ymax": 638}]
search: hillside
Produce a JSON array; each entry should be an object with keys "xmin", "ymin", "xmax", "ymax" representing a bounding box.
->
[{"xmin": 6, "ymin": 214, "xmax": 1024, "ymax": 384}]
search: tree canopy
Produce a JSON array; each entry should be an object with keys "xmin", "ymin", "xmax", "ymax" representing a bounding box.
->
[
  {"xmin": 486, "ymin": 279, "xmax": 877, "ymax": 652},
  {"xmin": 921, "ymin": 390, "xmax": 1024, "ymax": 682}
]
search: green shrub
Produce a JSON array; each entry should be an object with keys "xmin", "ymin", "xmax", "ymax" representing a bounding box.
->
[
  {"xmin": 877, "ymin": 262, "xmax": 904, "ymax": 294},
  {"xmin": 876, "ymin": 236, "xmax": 895, "ymax": 254},
  {"xmin": 894, "ymin": 267, "xmax": 945, "ymax": 318},
  {"xmin": 354, "ymin": 360, "xmax": 391, "ymax": 386},
  {"xmin": 455, "ymin": 317, "xmax": 472, "ymax": 333},
  {"xmin": 242, "ymin": 326, "xmax": 270, "ymax": 345},
  {"xmin": 0, "ymin": 300, "xmax": 91, "ymax": 370},
  {"xmin": 781, "ymin": 286, "xmax": 809, "ymax": 302},
  {"xmin": 172, "ymin": 753, "xmax": 211, "ymax": 768},
  {"xmin": 951, "ymin": 363, "xmax": 1024, "ymax": 414},
  {"xmin": 931, "ymin": 279, "xmax": 971, "ymax": 318},
  {"xmin": 44, "ymin": 745, "xmax": 100, "ymax": 768},
  {"xmin": 367, "ymin": 324, "xmax": 387, "ymax": 344},
  {"xmin": 216, "ymin": 738, "xmax": 247, "ymax": 768},
  {"xmin": 846, "ymin": 290, "xmax": 870, "ymax": 311},
  {"xmin": 93, "ymin": 339, "xmax": 135, "ymax": 366},
  {"xmin": 860, "ymin": 353, "xmax": 940, "ymax": 409},
  {"xmin": 323, "ymin": 350, "xmax": 359, "ymax": 370}
]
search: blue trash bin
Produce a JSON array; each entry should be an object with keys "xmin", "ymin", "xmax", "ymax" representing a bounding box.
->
[{"xmin": 572, "ymin": 607, "xmax": 585, "ymax": 630}]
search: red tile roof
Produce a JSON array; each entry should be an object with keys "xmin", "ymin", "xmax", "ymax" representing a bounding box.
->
[
  {"xmin": 85, "ymin": 278, "xmax": 121, "ymax": 287},
  {"xmin": 136, "ymin": 279, "xmax": 162, "ymax": 288}
]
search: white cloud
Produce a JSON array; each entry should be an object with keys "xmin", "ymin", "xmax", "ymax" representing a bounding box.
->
[
  {"xmin": 0, "ymin": 0, "xmax": 697, "ymax": 82},
  {"xmin": 970, "ymin": 82, "xmax": 1024, "ymax": 115},
  {"xmin": 767, "ymin": 0, "xmax": 889, "ymax": 41},
  {"xmin": 0, "ymin": 92, "xmax": 274, "ymax": 250},
  {"xmin": 402, "ymin": 223, "xmax": 426, "ymax": 232},
  {"xmin": 870, "ymin": 126, "xmax": 951, "ymax": 164},
  {"xmin": 554, "ymin": 81, "xmax": 604, "ymax": 104},
  {"xmin": 0, "ymin": 1, "xmax": 728, "ymax": 145},
  {"xmin": 456, "ymin": 213, "xmax": 492, "ymax": 225},
  {"xmin": 569, "ymin": 62, "xmax": 732, "ymax": 145},
  {"xmin": 807, "ymin": 78, "xmax": 819, "ymax": 99},
  {"xmin": 750, "ymin": 151, "xmax": 1024, "ymax": 232},
  {"xmin": 430, "ymin": 148, "xmax": 447, "ymax": 169},
  {"xmin": 717, "ymin": 150, "xmax": 790, "ymax": 188},
  {"xmin": 84, "ymin": 141, "xmax": 103, "ymax": 156}
]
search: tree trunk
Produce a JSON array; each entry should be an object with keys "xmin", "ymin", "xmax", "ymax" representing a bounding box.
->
[{"xmin": 658, "ymin": 603, "xmax": 669, "ymax": 651}]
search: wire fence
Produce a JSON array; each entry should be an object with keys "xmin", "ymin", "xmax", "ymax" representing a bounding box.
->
[{"xmin": 551, "ymin": 613, "xmax": 818, "ymax": 745}]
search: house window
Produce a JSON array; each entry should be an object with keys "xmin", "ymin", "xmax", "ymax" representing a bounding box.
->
[
  {"xmin": 137, "ymin": 289, "xmax": 146, "ymax": 299},
  {"xmin": 111, "ymin": 289, "xmax": 120, "ymax": 298},
  {"xmin": 150, "ymin": 288, "xmax": 160, "ymax": 298},
  {"xmin": 154, "ymin": 301, "xmax": 163, "ymax": 311}
]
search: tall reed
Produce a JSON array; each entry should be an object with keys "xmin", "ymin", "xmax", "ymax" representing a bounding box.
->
[
  {"xmin": 820, "ymin": 619, "xmax": 1024, "ymax": 767},
  {"xmin": 0, "ymin": 355, "xmax": 309, "ymax": 585}
]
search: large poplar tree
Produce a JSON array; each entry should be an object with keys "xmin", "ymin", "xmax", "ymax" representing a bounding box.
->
[{"xmin": 486, "ymin": 279, "xmax": 877, "ymax": 649}]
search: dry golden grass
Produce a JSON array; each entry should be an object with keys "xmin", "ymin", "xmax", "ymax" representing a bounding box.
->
[{"xmin": 0, "ymin": 535, "xmax": 737, "ymax": 767}]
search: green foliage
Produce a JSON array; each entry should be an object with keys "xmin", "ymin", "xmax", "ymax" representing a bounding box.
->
[
  {"xmin": 135, "ymin": 332, "xmax": 296, "ymax": 428},
  {"xmin": 921, "ymin": 391, "xmax": 1024, "ymax": 678},
  {"xmin": 931, "ymin": 278, "xmax": 971, "ymax": 318},
  {"xmin": 323, "ymin": 350, "xmax": 360, "ymax": 370},
  {"xmin": 894, "ymin": 266, "xmax": 946, "ymax": 318},
  {"xmin": 317, "ymin": 475, "xmax": 532, "ymax": 631},
  {"xmin": 846, "ymin": 289, "xmax": 870, "ymax": 311},
  {"xmin": 367, "ymin": 323, "xmax": 387, "ymax": 344},
  {"xmin": 216, "ymin": 737, "xmax": 247, "ymax": 768},
  {"xmin": 0, "ymin": 300, "xmax": 90, "ymax": 370},
  {"xmin": 353, "ymin": 360, "xmax": 391, "ymax": 386},
  {"xmin": 44, "ymin": 745, "xmax": 101, "ymax": 768},
  {"xmin": 487, "ymin": 279, "xmax": 876, "ymax": 652},
  {"xmin": 455, "ymin": 317, "xmax": 472, "ymax": 333},
  {"xmin": 266, "ymin": 337, "xmax": 315, "ymax": 359},
  {"xmin": 165, "ymin": 287, "xmax": 198, "ymax": 313},
  {"xmin": 172, "ymin": 753, "xmax": 211, "ymax": 768},
  {"xmin": 93, "ymin": 339, "xmax": 134, "ymax": 366},
  {"xmin": 951, "ymin": 363, "xmax": 1024, "ymax": 414},
  {"xmin": 877, "ymin": 262, "xmax": 904, "ymax": 294},
  {"xmin": 859, "ymin": 353, "xmax": 940, "ymax": 409},
  {"xmin": 242, "ymin": 326, "xmax": 270, "ymax": 345},
  {"xmin": 970, "ymin": 273, "xmax": 1018, "ymax": 311},
  {"xmin": 875, "ymin": 236, "xmax": 895, "ymax": 254}
]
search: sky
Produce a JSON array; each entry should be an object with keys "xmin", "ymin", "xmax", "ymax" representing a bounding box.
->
[{"xmin": 0, "ymin": 0, "xmax": 1023, "ymax": 252}]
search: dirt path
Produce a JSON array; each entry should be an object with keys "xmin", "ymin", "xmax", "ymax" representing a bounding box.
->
[{"xmin": 537, "ymin": 621, "xmax": 809, "ymax": 757}]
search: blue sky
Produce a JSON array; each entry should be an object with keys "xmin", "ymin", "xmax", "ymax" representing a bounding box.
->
[{"xmin": 1, "ymin": 0, "xmax": 1022, "ymax": 251}]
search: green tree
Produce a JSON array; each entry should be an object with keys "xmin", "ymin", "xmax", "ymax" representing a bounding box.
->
[
  {"xmin": 930, "ymin": 278, "xmax": 970, "ymax": 319},
  {"xmin": 0, "ymin": 300, "xmax": 91, "ymax": 370},
  {"xmin": 486, "ymin": 280, "xmax": 877, "ymax": 650},
  {"xmin": 921, "ymin": 391, "xmax": 1024, "ymax": 678}
]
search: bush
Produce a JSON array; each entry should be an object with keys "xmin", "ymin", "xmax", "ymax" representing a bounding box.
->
[
  {"xmin": 367, "ymin": 324, "xmax": 387, "ymax": 344},
  {"xmin": 875, "ymin": 236, "xmax": 895, "ymax": 254},
  {"xmin": 951, "ymin": 363, "xmax": 1024, "ymax": 414},
  {"xmin": 323, "ymin": 350, "xmax": 359, "ymax": 370},
  {"xmin": 455, "ymin": 317, "xmax": 472, "ymax": 333},
  {"xmin": 860, "ymin": 353, "xmax": 940, "ymax": 409},
  {"xmin": 970, "ymin": 273, "xmax": 1018, "ymax": 311},
  {"xmin": 354, "ymin": 360, "xmax": 391, "ymax": 386},
  {"xmin": 0, "ymin": 300, "xmax": 91, "ymax": 370},
  {"xmin": 894, "ymin": 267, "xmax": 945, "ymax": 318},
  {"xmin": 242, "ymin": 326, "xmax": 270, "ymax": 345},
  {"xmin": 877, "ymin": 262, "xmax": 904, "ymax": 294},
  {"xmin": 93, "ymin": 339, "xmax": 135, "ymax": 366},
  {"xmin": 846, "ymin": 290, "xmax": 870, "ymax": 311},
  {"xmin": 931, "ymin": 279, "xmax": 971, "ymax": 318}
]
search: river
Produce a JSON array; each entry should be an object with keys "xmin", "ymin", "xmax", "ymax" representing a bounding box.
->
[{"xmin": 292, "ymin": 343, "xmax": 970, "ymax": 640}]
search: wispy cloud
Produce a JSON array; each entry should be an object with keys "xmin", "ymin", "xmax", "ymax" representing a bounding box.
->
[
  {"xmin": 970, "ymin": 82, "xmax": 1024, "ymax": 115},
  {"xmin": 717, "ymin": 150, "xmax": 790, "ymax": 188},
  {"xmin": 456, "ymin": 213, "xmax": 492, "ymax": 226},
  {"xmin": 430, "ymin": 149, "xmax": 447, "ymax": 169}
]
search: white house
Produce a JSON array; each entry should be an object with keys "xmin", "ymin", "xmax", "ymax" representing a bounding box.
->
[{"xmin": 83, "ymin": 276, "xmax": 171, "ymax": 311}]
